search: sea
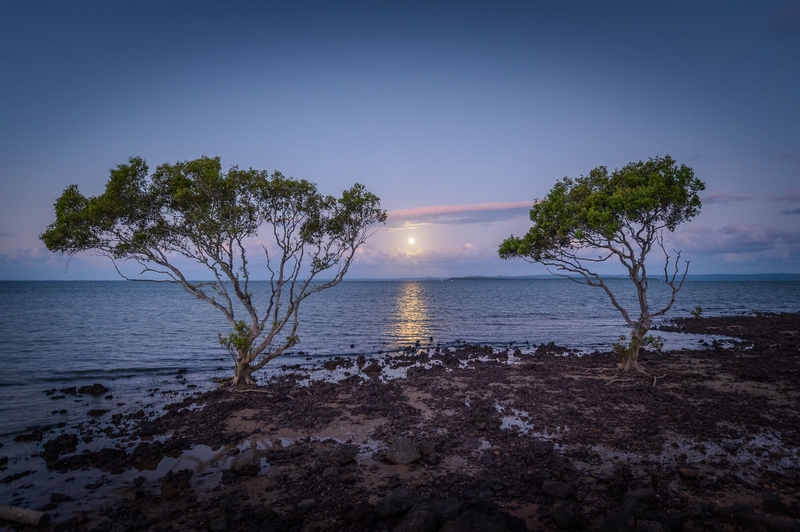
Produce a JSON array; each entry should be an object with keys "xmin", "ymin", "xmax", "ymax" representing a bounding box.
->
[{"xmin": 1, "ymin": 278, "xmax": 799, "ymax": 442}]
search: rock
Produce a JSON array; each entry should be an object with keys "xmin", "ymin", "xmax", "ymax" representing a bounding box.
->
[
  {"xmin": 599, "ymin": 510, "xmax": 634, "ymax": 530},
  {"xmin": 87, "ymin": 409, "xmax": 109, "ymax": 417},
  {"xmin": 78, "ymin": 383, "xmax": 109, "ymax": 396},
  {"xmin": 49, "ymin": 493, "xmax": 72, "ymax": 503},
  {"xmin": 542, "ymin": 479, "xmax": 573, "ymax": 499},
  {"xmin": 407, "ymin": 366, "xmax": 427, "ymax": 378},
  {"xmin": 50, "ymin": 447, "xmax": 125, "ymax": 472},
  {"xmin": 84, "ymin": 479, "xmax": 105, "ymax": 490},
  {"xmin": 623, "ymin": 487, "xmax": 653, "ymax": 515},
  {"xmin": 636, "ymin": 520, "xmax": 667, "ymax": 532},
  {"xmin": 374, "ymin": 488, "xmax": 422, "ymax": 518},
  {"xmin": 737, "ymin": 509, "xmax": 800, "ymax": 532},
  {"xmin": 42, "ymin": 434, "xmax": 78, "ymax": 465},
  {"xmin": 209, "ymin": 516, "xmax": 227, "ymax": 531},
  {"xmin": 394, "ymin": 509, "xmax": 437, "ymax": 532},
  {"xmin": 230, "ymin": 447, "xmax": 260, "ymax": 476},
  {"xmin": 763, "ymin": 491, "xmax": 787, "ymax": 515},
  {"xmin": 343, "ymin": 502, "xmax": 373, "ymax": 523},
  {"xmin": 14, "ymin": 429, "xmax": 43, "ymax": 442},
  {"xmin": 550, "ymin": 500, "xmax": 586, "ymax": 531},
  {"xmin": 362, "ymin": 362, "xmax": 382, "ymax": 376},
  {"xmin": 418, "ymin": 440, "xmax": 437, "ymax": 456},
  {"xmin": 386, "ymin": 437, "xmax": 421, "ymax": 464},
  {"xmin": 131, "ymin": 441, "xmax": 165, "ymax": 465},
  {"xmin": 160, "ymin": 469, "xmax": 193, "ymax": 500},
  {"xmin": 533, "ymin": 440, "xmax": 555, "ymax": 457},
  {"xmin": 678, "ymin": 467, "xmax": 698, "ymax": 480},
  {"xmin": 296, "ymin": 498, "xmax": 316, "ymax": 515},
  {"xmin": 326, "ymin": 443, "xmax": 359, "ymax": 465},
  {"xmin": 321, "ymin": 466, "xmax": 339, "ymax": 478},
  {"xmin": 410, "ymin": 498, "xmax": 464, "ymax": 527},
  {"xmin": 440, "ymin": 508, "xmax": 525, "ymax": 532}
]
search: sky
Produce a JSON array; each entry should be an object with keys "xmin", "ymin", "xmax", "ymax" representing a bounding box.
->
[{"xmin": 1, "ymin": 0, "xmax": 798, "ymax": 280}]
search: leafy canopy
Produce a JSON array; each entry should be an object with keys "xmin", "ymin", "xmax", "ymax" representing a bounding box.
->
[
  {"xmin": 499, "ymin": 155, "xmax": 704, "ymax": 263},
  {"xmin": 41, "ymin": 156, "xmax": 386, "ymax": 275}
]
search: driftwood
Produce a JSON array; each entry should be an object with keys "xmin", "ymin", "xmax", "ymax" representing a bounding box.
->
[{"xmin": 0, "ymin": 504, "xmax": 50, "ymax": 526}]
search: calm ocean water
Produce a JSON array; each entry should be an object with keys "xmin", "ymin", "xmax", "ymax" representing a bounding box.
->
[{"xmin": 1, "ymin": 279, "xmax": 799, "ymax": 439}]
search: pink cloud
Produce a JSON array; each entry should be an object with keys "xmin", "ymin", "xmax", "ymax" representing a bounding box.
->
[
  {"xmin": 767, "ymin": 190, "xmax": 800, "ymax": 202},
  {"xmin": 778, "ymin": 153, "xmax": 800, "ymax": 165},
  {"xmin": 701, "ymin": 192, "xmax": 755, "ymax": 205},
  {"xmin": 356, "ymin": 242, "xmax": 493, "ymax": 266},
  {"xmin": 387, "ymin": 201, "xmax": 535, "ymax": 228},
  {"xmin": 765, "ymin": 3, "xmax": 800, "ymax": 38}
]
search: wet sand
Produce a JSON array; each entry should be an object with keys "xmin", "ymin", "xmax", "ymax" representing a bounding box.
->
[{"xmin": 2, "ymin": 313, "xmax": 799, "ymax": 531}]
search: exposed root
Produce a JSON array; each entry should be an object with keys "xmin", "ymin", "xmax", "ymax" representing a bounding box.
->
[
  {"xmin": 605, "ymin": 378, "xmax": 634, "ymax": 386},
  {"xmin": 231, "ymin": 388, "xmax": 274, "ymax": 395}
]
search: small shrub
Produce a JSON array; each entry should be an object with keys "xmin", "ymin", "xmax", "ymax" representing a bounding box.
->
[
  {"xmin": 690, "ymin": 306, "xmax": 703, "ymax": 319},
  {"xmin": 614, "ymin": 334, "xmax": 665, "ymax": 361}
]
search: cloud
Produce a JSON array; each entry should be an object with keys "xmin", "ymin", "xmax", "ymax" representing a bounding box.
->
[
  {"xmin": 781, "ymin": 208, "xmax": 800, "ymax": 215},
  {"xmin": 1, "ymin": 247, "xmax": 53, "ymax": 263},
  {"xmin": 778, "ymin": 153, "xmax": 800, "ymax": 165},
  {"xmin": 701, "ymin": 192, "xmax": 755, "ymax": 205},
  {"xmin": 357, "ymin": 242, "xmax": 491, "ymax": 265},
  {"xmin": 387, "ymin": 201, "xmax": 534, "ymax": 229},
  {"xmin": 767, "ymin": 190, "xmax": 800, "ymax": 202},
  {"xmin": 765, "ymin": 2, "xmax": 800, "ymax": 39},
  {"xmin": 674, "ymin": 224, "xmax": 800, "ymax": 255}
]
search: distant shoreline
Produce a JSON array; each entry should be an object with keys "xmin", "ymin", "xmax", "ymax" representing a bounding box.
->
[{"xmin": 3, "ymin": 273, "xmax": 800, "ymax": 282}]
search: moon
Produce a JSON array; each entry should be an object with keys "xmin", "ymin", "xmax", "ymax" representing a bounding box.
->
[{"xmin": 408, "ymin": 237, "xmax": 415, "ymax": 245}]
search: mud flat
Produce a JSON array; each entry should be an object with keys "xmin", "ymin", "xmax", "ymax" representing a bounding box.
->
[{"xmin": 2, "ymin": 313, "xmax": 799, "ymax": 531}]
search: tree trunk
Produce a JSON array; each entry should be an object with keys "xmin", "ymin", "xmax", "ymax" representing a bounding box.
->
[
  {"xmin": 619, "ymin": 321, "xmax": 649, "ymax": 372},
  {"xmin": 231, "ymin": 360, "xmax": 256, "ymax": 388}
]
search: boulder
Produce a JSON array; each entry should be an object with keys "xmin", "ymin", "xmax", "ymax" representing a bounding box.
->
[
  {"xmin": 542, "ymin": 479, "xmax": 573, "ymax": 499},
  {"xmin": 386, "ymin": 437, "xmax": 421, "ymax": 465},
  {"xmin": 42, "ymin": 434, "xmax": 78, "ymax": 465},
  {"xmin": 550, "ymin": 500, "xmax": 586, "ymax": 531},
  {"xmin": 374, "ymin": 488, "xmax": 422, "ymax": 518},
  {"xmin": 410, "ymin": 498, "xmax": 464, "ymax": 528},
  {"xmin": 230, "ymin": 447, "xmax": 261, "ymax": 476},
  {"xmin": 78, "ymin": 383, "xmax": 109, "ymax": 396},
  {"xmin": 326, "ymin": 443, "xmax": 359, "ymax": 466},
  {"xmin": 394, "ymin": 509, "xmax": 437, "ymax": 532},
  {"xmin": 160, "ymin": 469, "xmax": 193, "ymax": 500},
  {"xmin": 440, "ymin": 508, "xmax": 525, "ymax": 532}
]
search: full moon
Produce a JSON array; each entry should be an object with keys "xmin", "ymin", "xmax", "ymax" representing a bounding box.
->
[{"xmin": 408, "ymin": 237, "xmax": 415, "ymax": 245}]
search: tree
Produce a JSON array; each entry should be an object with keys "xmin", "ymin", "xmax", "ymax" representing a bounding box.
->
[
  {"xmin": 499, "ymin": 156, "xmax": 705, "ymax": 371},
  {"xmin": 41, "ymin": 156, "xmax": 386, "ymax": 387}
]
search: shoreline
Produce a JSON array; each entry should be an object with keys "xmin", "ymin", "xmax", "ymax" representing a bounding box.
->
[{"xmin": 1, "ymin": 312, "xmax": 798, "ymax": 531}]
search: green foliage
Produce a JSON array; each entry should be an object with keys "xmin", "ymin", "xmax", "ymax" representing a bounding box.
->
[
  {"xmin": 219, "ymin": 321, "xmax": 254, "ymax": 360},
  {"xmin": 613, "ymin": 334, "xmax": 664, "ymax": 361},
  {"xmin": 285, "ymin": 335, "xmax": 300, "ymax": 347},
  {"xmin": 499, "ymin": 155, "xmax": 704, "ymax": 262},
  {"xmin": 690, "ymin": 306, "xmax": 703, "ymax": 319}
]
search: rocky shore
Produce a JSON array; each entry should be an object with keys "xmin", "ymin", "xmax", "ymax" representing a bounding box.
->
[{"xmin": 2, "ymin": 312, "xmax": 799, "ymax": 531}]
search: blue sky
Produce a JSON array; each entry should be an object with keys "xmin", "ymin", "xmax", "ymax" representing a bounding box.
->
[{"xmin": 1, "ymin": 0, "xmax": 798, "ymax": 280}]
